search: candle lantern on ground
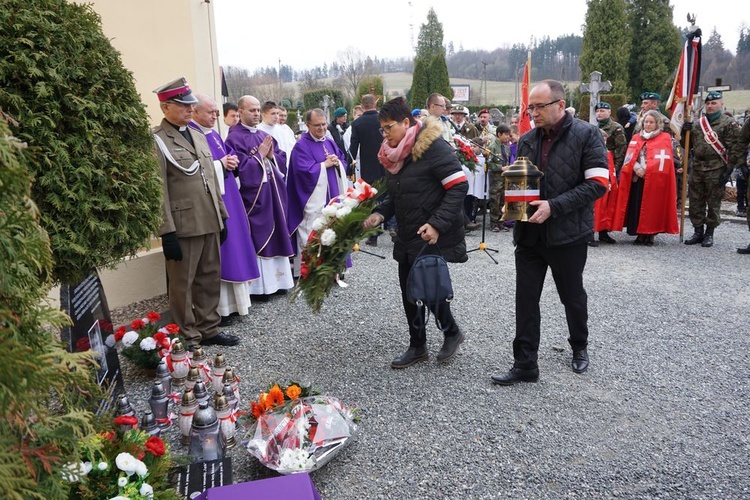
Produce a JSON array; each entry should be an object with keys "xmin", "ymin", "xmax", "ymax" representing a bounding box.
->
[
  {"xmin": 185, "ymin": 366, "xmax": 201, "ymax": 392},
  {"xmin": 155, "ymin": 358, "xmax": 172, "ymax": 394},
  {"xmin": 139, "ymin": 409, "xmax": 161, "ymax": 437},
  {"xmin": 501, "ymin": 156, "xmax": 544, "ymax": 222},
  {"xmin": 211, "ymin": 353, "xmax": 227, "ymax": 393},
  {"xmin": 193, "ymin": 379, "xmax": 210, "ymax": 406},
  {"xmin": 222, "ymin": 367, "xmax": 240, "ymax": 406},
  {"xmin": 213, "ymin": 393, "xmax": 237, "ymax": 449},
  {"xmin": 149, "ymin": 380, "xmax": 170, "ymax": 428},
  {"xmin": 168, "ymin": 340, "xmax": 191, "ymax": 389},
  {"xmin": 115, "ymin": 394, "xmax": 137, "ymax": 432},
  {"xmin": 189, "ymin": 401, "xmax": 224, "ymax": 462},
  {"xmin": 191, "ymin": 346, "xmax": 212, "ymax": 385},
  {"xmin": 222, "ymin": 382, "xmax": 238, "ymax": 412},
  {"xmin": 179, "ymin": 389, "xmax": 198, "ymax": 446}
]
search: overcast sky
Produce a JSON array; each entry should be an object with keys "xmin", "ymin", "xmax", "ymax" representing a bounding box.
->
[{"xmin": 214, "ymin": 0, "xmax": 746, "ymax": 72}]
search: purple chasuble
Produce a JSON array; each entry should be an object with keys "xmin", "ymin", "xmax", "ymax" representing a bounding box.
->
[
  {"xmin": 189, "ymin": 122, "xmax": 260, "ymax": 282},
  {"xmin": 225, "ymin": 125, "xmax": 293, "ymax": 258},
  {"xmin": 286, "ymin": 132, "xmax": 348, "ymax": 239}
]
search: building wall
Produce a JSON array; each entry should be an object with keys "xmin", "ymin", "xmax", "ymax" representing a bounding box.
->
[{"xmin": 51, "ymin": 0, "xmax": 223, "ymax": 309}]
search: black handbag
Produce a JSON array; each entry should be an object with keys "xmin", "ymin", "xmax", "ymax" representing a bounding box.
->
[{"xmin": 406, "ymin": 244, "xmax": 454, "ymax": 331}]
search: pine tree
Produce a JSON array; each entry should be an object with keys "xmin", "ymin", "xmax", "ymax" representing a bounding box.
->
[
  {"xmin": 409, "ymin": 8, "xmax": 453, "ymax": 107},
  {"xmin": 627, "ymin": 0, "xmax": 681, "ymax": 102},
  {"xmin": 580, "ymin": 0, "xmax": 632, "ymax": 98},
  {"xmin": 0, "ymin": 0, "xmax": 163, "ymax": 285}
]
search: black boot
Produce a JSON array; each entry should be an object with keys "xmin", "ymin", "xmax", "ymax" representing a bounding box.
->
[
  {"xmin": 390, "ymin": 345, "xmax": 428, "ymax": 369},
  {"xmin": 684, "ymin": 225, "xmax": 704, "ymax": 245},
  {"xmin": 737, "ymin": 243, "xmax": 750, "ymax": 254},
  {"xmin": 701, "ymin": 226, "xmax": 715, "ymax": 247}
]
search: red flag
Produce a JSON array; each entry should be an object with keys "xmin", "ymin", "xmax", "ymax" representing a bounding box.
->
[
  {"xmin": 519, "ymin": 53, "xmax": 532, "ymax": 135},
  {"xmin": 666, "ymin": 27, "xmax": 701, "ymax": 136}
]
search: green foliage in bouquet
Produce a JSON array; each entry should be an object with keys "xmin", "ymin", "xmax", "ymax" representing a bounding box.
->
[
  {"xmin": 290, "ymin": 180, "xmax": 385, "ymax": 313},
  {"xmin": 0, "ymin": 112, "xmax": 104, "ymax": 499},
  {"xmin": 115, "ymin": 312, "xmax": 182, "ymax": 370},
  {"xmin": 0, "ymin": 0, "xmax": 163, "ymax": 284},
  {"xmin": 62, "ymin": 418, "xmax": 179, "ymax": 500}
]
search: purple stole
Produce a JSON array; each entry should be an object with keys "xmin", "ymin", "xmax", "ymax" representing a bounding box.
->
[
  {"xmin": 225, "ymin": 125, "xmax": 293, "ymax": 258},
  {"xmin": 286, "ymin": 132, "xmax": 348, "ymax": 239},
  {"xmin": 189, "ymin": 123, "xmax": 259, "ymax": 281}
]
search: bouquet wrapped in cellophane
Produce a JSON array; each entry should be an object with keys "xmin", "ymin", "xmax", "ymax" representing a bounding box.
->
[
  {"xmin": 290, "ymin": 178, "xmax": 384, "ymax": 313},
  {"xmin": 244, "ymin": 383, "xmax": 358, "ymax": 475}
]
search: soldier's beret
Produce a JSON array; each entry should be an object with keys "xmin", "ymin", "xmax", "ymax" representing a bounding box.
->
[
  {"xmin": 640, "ymin": 92, "xmax": 661, "ymax": 101},
  {"xmin": 153, "ymin": 77, "xmax": 199, "ymax": 105},
  {"xmin": 333, "ymin": 107, "xmax": 347, "ymax": 118},
  {"xmin": 595, "ymin": 102, "xmax": 611, "ymax": 110},
  {"xmin": 705, "ymin": 91, "xmax": 723, "ymax": 102}
]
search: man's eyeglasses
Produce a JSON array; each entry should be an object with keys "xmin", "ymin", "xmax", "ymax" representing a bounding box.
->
[
  {"xmin": 379, "ymin": 121, "xmax": 399, "ymax": 135},
  {"xmin": 431, "ymin": 103, "xmax": 445, "ymax": 108},
  {"xmin": 309, "ymin": 122, "xmax": 327, "ymax": 128},
  {"xmin": 527, "ymin": 100, "xmax": 561, "ymax": 112}
]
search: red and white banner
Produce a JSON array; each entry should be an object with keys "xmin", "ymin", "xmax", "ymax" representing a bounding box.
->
[
  {"xmin": 519, "ymin": 52, "xmax": 532, "ymax": 136},
  {"xmin": 666, "ymin": 29, "xmax": 701, "ymax": 136}
]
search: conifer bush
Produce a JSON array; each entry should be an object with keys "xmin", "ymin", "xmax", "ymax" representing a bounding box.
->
[{"xmin": 0, "ymin": 0, "xmax": 163, "ymax": 284}]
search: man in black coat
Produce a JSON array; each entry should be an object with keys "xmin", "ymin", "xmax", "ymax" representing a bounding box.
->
[{"xmin": 350, "ymin": 94, "xmax": 389, "ymax": 245}]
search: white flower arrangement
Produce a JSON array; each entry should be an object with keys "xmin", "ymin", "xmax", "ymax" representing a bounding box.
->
[
  {"xmin": 139, "ymin": 336, "xmax": 157, "ymax": 351},
  {"xmin": 319, "ymin": 228, "xmax": 337, "ymax": 246},
  {"xmin": 121, "ymin": 331, "xmax": 139, "ymax": 347}
]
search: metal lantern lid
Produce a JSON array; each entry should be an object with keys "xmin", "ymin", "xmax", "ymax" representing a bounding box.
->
[
  {"xmin": 193, "ymin": 380, "xmax": 209, "ymax": 402},
  {"xmin": 171, "ymin": 340, "xmax": 186, "ymax": 356},
  {"xmin": 150, "ymin": 380, "xmax": 167, "ymax": 399},
  {"xmin": 191, "ymin": 346, "xmax": 207, "ymax": 362},
  {"xmin": 192, "ymin": 401, "xmax": 218, "ymax": 428},
  {"xmin": 222, "ymin": 383, "xmax": 236, "ymax": 401},
  {"xmin": 155, "ymin": 359, "xmax": 170, "ymax": 379},
  {"xmin": 213, "ymin": 353, "xmax": 226, "ymax": 368},
  {"xmin": 187, "ymin": 367, "xmax": 201, "ymax": 384},
  {"xmin": 116, "ymin": 394, "xmax": 135, "ymax": 416},
  {"xmin": 213, "ymin": 393, "xmax": 229, "ymax": 412},
  {"xmin": 500, "ymin": 156, "xmax": 544, "ymax": 179},
  {"xmin": 140, "ymin": 410, "xmax": 158, "ymax": 431},
  {"xmin": 181, "ymin": 388, "xmax": 196, "ymax": 406},
  {"xmin": 222, "ymin": 367, "xmax": 235, "ymax": 384}
]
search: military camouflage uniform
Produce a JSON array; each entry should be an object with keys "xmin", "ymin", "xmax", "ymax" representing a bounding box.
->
[
  {"xmin": 686, "ymin": 112, "xmax": 744, "ymax": 229},
  {"xmin": 598, "ymin": 117, "xmax": 627, "ymax": 173},
  {"xmin": 487, "ymin": 140, "xmax": 511, "ymax": 225}
]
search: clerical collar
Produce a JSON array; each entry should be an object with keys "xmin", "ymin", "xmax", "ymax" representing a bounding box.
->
[
  {"xmin": 312, "ymin": 134, "xmax": 326, "ymax": 143},
  {"xmin": 195, "ymin": 123, "xmax": 213, "ymax": 134},
  {"xmin": 166, "ymin": 120, "xmax": 188, "ymax": 132},
  {"xmin": 241, "ymin": 123, "xmax": 258, "ymax": 133}
]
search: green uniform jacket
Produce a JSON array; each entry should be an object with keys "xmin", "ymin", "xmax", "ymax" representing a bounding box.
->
[
  {"xmin": 598, "ymin": 117, "xmax": 627, "ymax": 172},
  {"xmin": 687, "ymin": 113, "xmax": 744, "ymax": 171}
]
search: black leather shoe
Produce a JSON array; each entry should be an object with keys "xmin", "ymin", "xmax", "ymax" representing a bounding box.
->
[
  {"xmin": 599, "ymin": 233, "xmax": 617, "ymax": 244},
  {"xmin": 737, "ymin": 244, "xmax": 750, "ymax": 254},
  {"xmin": 572, "ymin": 349, "xmax": 589, "ymax": 374},
  {"xmin": 437, "ymin": 331, "xmax": 465, "ymax": 362},
  {"xmin": 200, "ymin": 332, "xmax": 240, "ymax": 347},
  {"xmin": 490, "ymin": 367, "xmax": 539, "ymax": 385},
  {"xmin": 587, "ymin": 240, "xmax": 599, "ymax": 247},
  {"xmin": 390, "ymin": 346, "xmax": 428, "ymax": 369},
  {"xmin": 219, "ymin": 315, "xmax": 235, "ymax": 327},
  {"xmin": 701, "ymin": 234, "xmax": 714, "ymax": 247}
]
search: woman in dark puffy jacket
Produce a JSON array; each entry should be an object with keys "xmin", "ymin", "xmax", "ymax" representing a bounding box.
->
[{"xmin": 363, "ymin": 97, "xmax": 469, "ymax": 369}]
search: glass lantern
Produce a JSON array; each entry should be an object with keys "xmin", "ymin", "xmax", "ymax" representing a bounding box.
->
[
  {"xmin": 148, "ymin": 380, "xmax": 170, "ymax": 428},
  {"xmin": 168, "ymin": 340, "xmax": 191, "ymax": 389},
  {"xmin": 191, "ymin": 346, "xmax": 212, "ymax": 385},
  {"xmin": 213, "ymin": 393, "xmax": 236, "ymax": 449},
  {"xmin": 501, "ymin": 156, "xmax": 544, "ymax": 222},
  {"xmin": 222, "ymin": 367, "xmax": 240, "ymax": 406},
  {"xmin": 189, "ymin": 401, "xmax": 225, "ymax": 462},
  {"xmin": 211, "ymin": 353, "xmax": 227, "ymax": 394},
  {"xmin": 179, "ymin": 389, "xmax": 198, "ymax": 446},
  {"xmin": 185, "ymin": 366, "xmax": 201, "ymax": 392},
  {"xmin": 155, "ymin": 358, "xmax": 172, "ymax": 395},
  {"xmin": 139, "ymin": 409, "xmax": 161, "ymax": 437}
]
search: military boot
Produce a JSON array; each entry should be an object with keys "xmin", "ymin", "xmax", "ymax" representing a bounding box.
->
[
  {"xmin": 701, "ymin": 226, "xmax": 715, "ymax": 247},
  {"xmin": 684, "ymin": 225, "xmax": 704, "ymax": 245}
]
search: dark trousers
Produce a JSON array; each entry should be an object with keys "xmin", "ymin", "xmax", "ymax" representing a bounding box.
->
[
  {"xmin": 398, "ymin": 260, "xmax": 458, "ymax": 347},
  {"xmin": 513, "ymin": 241, "xmax": 589, "ymax": 369}
]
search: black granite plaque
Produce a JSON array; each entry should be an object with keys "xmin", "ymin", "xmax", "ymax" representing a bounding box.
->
[
  {"xmin": 60, "ymin": 270, "xmax": 124, "ymax": 415},
  {"xmin": 170, "ymin": 457, "xmax": 233, "ymax": 499}
]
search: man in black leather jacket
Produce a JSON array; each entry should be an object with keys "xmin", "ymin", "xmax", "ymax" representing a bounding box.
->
[{"xmin": 491, "ymin": 80, "xmax": 608, "ymax": 385}]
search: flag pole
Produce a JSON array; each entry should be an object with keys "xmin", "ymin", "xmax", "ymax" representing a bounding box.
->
[{"xmin": 679, "ymin": 122, "xmax": 691, "ymax": 242}]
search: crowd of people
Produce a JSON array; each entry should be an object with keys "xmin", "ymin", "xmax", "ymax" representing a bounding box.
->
[{"xmin": 151, "ymin": 75, "xmax": 750, "ymax": 379}]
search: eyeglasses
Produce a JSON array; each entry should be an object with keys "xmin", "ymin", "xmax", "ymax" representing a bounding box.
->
[
  {"xmin": 527, "ymin": 100, "xmax": 561, "ymax": 112},
  {"xmin": 309, "ymin": 122, "xmax": 327, "ymax": 128},
  {"xmin": 431, "ymin": 103, "xmax": 445, "ymax": 108},
  {"xmin": 379, "ymin": 121, "xmax": 399, "ymax": 135}
]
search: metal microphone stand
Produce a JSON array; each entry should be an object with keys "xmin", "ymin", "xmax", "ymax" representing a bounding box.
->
[{"xmin": 466, "ymin": 150, "xmax": 500, "ymax": 264}]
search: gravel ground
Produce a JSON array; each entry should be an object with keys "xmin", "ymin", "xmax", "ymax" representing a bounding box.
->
[{"xmin": 112, "ymin": 203, "xmax": 750, "ymax": 499}]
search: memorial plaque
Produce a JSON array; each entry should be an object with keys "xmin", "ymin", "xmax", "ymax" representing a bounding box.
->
[
  {"xmin": 170, "ymin": 457, "xmax": 233, "ymax": 499},
  {"xmin": 60, "ymin": 270, "xmax": 124, "ymax": 414}
]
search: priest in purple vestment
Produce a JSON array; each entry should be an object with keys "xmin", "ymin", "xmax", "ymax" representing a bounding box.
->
[
  {"xmin": 225, "ymin": 95, "xmax": 294, "ymax": 297},
  {"xmin": 190, "ymin": 94, "xmax": 260, "ymax": 320},
  {"xmin": 287, "ymin": 108, "xmax": 349, "ymax": 276}
]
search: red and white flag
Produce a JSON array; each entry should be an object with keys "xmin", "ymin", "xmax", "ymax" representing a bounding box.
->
[
  {"xmin": 519, "ymin": 52, "xmax": 532, "ymax": 135},
  {"xmin": 666, "ymin": 28, "xmax": 701, "ymax": 136}
]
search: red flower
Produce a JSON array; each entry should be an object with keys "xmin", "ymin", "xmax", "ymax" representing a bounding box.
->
[
  {"xmin": 114, "ymin": 415, "xmax": 138, "ymax": 427},
  {"xmin": 114, "ymin": 326, "xmax": 126, "ymax": 342},
  {"xmin": 131, "ymin": 318, "xmax": 145, "ymax": 330},
  {"xmin": 165, "ymin": 323, "xmax": 180, "ymax": 335},
  {"xmin": 75, "ymin": 337, "xmax": 91, "ymax": 352},
  {"xmin": 153, "ymin": 331, "xmax": 170, "ymax": 349},
  {"xmin": 100, "ymin": 431, "xmax": 116, "ymax": 441},
  {"xmin": 144, "ymin": 436, "xmax": 166, "ymax": 457},
  {"xmin": 98, "ymin": 319, "xmax": 113, "ymax": 333},
  {"xmin": 146, "ymin": 311, "xmax": 161, "ymax": 323},
  {"xmin": 251, "ymin": 401, "xmax": 265, "ymax": 419}
]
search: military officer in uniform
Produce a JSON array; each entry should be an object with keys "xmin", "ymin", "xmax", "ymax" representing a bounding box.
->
[
  {"xmin": 152, "ymin": 77, "xmax": 239, "ymax": 349},
  {"xmin": 682, "ymin": 91, "xmax": 745, "ymax": 248},
  {"xmin": 737, "ymin": 116, "xmax": 750, "ymax": 254},
  {"xmin": 635, "ymin": 92, "xmax": 670, "ymax": 134},
  {"xmin": 595, "ymin": 102, "xmax": 627, "ymax": 174}
]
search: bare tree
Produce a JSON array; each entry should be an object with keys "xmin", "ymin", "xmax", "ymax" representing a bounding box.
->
[{"xmin": 337, "ymin": 47, "xmax": 372, "ymax": 99}]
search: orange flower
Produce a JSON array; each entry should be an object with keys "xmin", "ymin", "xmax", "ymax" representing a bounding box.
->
[
  {"xmin": 251, "ymin": 401, "xmax": 265, "ymax": 419},
  {"xmin": 285, "ymin": 384, "xmax": 302, "ymax": 400},
  {"xmin": 259, "ymin": 392, "xmax": 268, "ymax": 410},
  {"xmin": 266, "ymin": 384, "xmax": 285, "ymax": 409}
]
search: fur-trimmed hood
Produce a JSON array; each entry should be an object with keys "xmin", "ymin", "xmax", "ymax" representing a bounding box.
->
[{"xmin": 411, "ymin": 116, "xmax": 445, "ymax": 162}]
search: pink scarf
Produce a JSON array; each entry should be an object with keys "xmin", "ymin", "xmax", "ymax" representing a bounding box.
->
[{"xmin": 377, "ymin": 120, "xmax": 422, "ymax": 175}]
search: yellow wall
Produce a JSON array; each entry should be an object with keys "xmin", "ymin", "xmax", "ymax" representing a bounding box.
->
[
  {"xmin": 88, "ymin": 0, "xmax": 223, "ymax": 125},
  {"xmin": 52, "ymin": 0, "xmax": 223, "ymax": 309}
]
